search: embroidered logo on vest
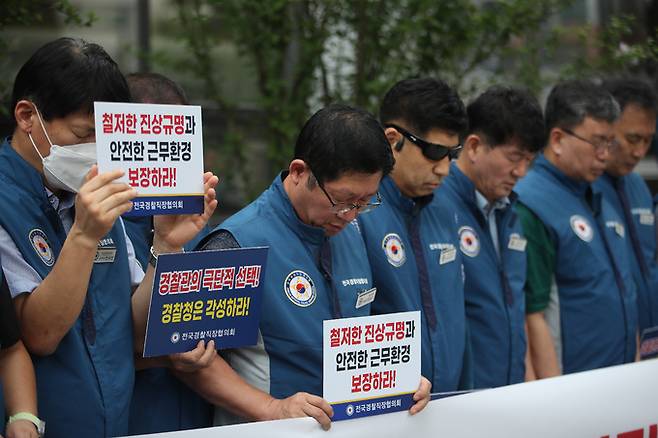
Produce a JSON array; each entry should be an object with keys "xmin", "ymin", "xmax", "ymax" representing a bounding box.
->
[
  {"xmin": 29, "ymin": 229, "xmax": 54, "ymax": 266},
  {"xmin": 382, "ymin": 233, "xmax": 406, "ymax": 267},
  {"xmin": 569, "ymin": 215, "xmax": 593, "ymax": 242},
  {"xmin": 458, "ymin": 226, "xmax": 480, "ymax": 257},
  {"xmin": 284, "ymin": 270, "xmax": 317, "ymax": 307}
]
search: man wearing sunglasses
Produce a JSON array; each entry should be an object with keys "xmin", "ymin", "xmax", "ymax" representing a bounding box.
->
[
  {"xmin": 188, "ymin": 104, "xmax": 431, "ymax": 429},
  {"xmin": 439, "ymin": 86, "xmax": 545, "ymax": 388},
  {"xmin": 593, "ymin": 79, "xmax": 658, "ymax": 353},
  {"xmin": 357, "ymin": 78, "xmax": 472, "ymax": 393},
  {"xmin": 516, "ymin": 80, "xmax": 638, "ymax": 378}
]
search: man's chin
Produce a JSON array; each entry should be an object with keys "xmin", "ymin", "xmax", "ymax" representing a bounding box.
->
[{"xmin": 324, "ymin": 223, "xmax": 345, "ymax": 236}]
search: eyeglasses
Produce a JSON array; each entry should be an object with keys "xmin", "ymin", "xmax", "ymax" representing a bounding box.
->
[
  {"xmin": 317, "ymin": 180, "xmax": 382, "ymax": 215},
  {"xmin": 385, "ymin": 123, "xmax": 462, "ymax": 161},
  {"xmin": 562, "ymin": 128, "xmax": 615, "ymax": 153}
]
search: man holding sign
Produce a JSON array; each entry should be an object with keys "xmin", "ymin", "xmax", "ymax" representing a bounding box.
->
[
  {"xmin": 190, "ymin": 104, "xmax": 431, "ymax": 430},
  {"xmin": 0, "ymin": 37, "xmax": 218, "ymax": 437}
]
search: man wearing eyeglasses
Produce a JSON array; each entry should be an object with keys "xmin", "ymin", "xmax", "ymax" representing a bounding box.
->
[
  {"xmin": 439, "ymin": 86, "xmax": 545, "ymax": 388},
  {"xmin": 357, "ymin": 78, "xmax": 472, "ymax": 393},
  {"xmin": 593, "ymin": 78, "xmax": 658, "ymax": 356},
  {"xmin": 515, "ymin": 80, "xmax": 638, "ymax": 377},
  {"xmin": 187, "ymin": 104, "xmax": 431, "ymax": 429}
]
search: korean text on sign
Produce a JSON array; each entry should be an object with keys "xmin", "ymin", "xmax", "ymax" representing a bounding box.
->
[
  {"xmin": 143, "ymin": 247, "xmax": 268, "ymax": 357},
  {"xmin": 94, "ymin": 101, "xmax": 204, "ymax": 216},
  {"xmin": 323, "ymin": 311, "xmax": 420, "ymax": 421}
]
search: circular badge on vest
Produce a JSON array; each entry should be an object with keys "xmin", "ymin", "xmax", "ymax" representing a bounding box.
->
[
  {"xmin": 570, "ymin": 215, "xmax": 593, "ymax": 242},
  {"xmin": 382, "ymin": 233, "xmax": 406, "ymax": 267},
  {"xmin": 459, "ymin": 226, "xmax": 480, "ymax": 257},
  {"xmin": 284, "ymin": 270, "xmax": 317, "ymax": 307},
  {"xmin": 29, "ymin": 229, "xmax": 54, "ymax": 267}
]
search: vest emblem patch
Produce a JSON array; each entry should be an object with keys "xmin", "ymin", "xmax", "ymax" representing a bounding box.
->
[
  {"xmin": 382, "ymin": 233, "xmax": 406, "ymax": 267},
  {"xmin": 284, "ymin": 270, "xmax": 317, "ymax": 307},
  {"xmin": 570, "ymin": 215, "xmax": 593, "ymax": 242},
  {"xmin": 459, "ymin": 226, "xmax": 480, "ymax": 257},
  {"xmin": 29, "ymin": 229, "xmax": 55, "ymax": 266}
]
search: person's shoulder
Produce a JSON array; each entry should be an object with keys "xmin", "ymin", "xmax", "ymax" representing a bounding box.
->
[
  {"xmin": 625, "ymin": 171, "xmax": 650, "ymax": 191},
  {"xmin": 196, "ymin": 229, "xmax": 240, "ymax": 251}
]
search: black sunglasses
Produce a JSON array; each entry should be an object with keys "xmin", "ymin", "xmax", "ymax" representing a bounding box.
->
[{"xmin": 385, "ymin": 123, "xmax": 462, "ymax": 161}]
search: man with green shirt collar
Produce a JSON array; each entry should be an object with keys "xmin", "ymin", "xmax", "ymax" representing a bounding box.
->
[{"xmin": 516, "ymin": 80, "xmax": 638, "ymax": 377}]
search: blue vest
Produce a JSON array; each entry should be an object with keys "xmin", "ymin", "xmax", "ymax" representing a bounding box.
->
[
  {"xmin": 439, "ymin": 163, "xmax": 527, "ymax": 388},
  {"xmin": 124, "ymin": 217, "xmax": 212, "ymax": 434},
  {"xmin": 516, "ymin": 155, "xmax": 637, "ymax": 373},
  {"xmin": 594, "ymin": 172, "xmax": 658, "ymax": 334},
  {"xmin": 358, "ymin": 176, "xmax": 470, "ymax": 391},
  {"xmin": 0, "ymin": 138, "xmax": 134, "ymax": 437},
  {"xmin": 0, "ymin": 265, "xmax": 4, "ymax": 435},
  {"xmin": 219, "ymin": 174, "xmax": 373, "ymax": 398}
]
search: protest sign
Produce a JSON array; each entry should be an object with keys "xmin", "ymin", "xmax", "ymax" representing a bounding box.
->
[
  {"xmin": 94, "ymin": 101, "xmax": 204, "ymax": 216},
  {"xmin": 323, "ymin": 311, "xmax": 420, "ymax": 421},
  {"xmin": 143, "ymin": 247, "xmax": 268, "ymax": 357}
]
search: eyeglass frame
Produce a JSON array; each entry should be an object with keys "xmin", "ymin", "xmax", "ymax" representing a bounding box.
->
[
  {"xmin": 561, "ymin": 127, "xmax": 616, "ymax": 153},
  {"xmin": 385, "ymin": 123, "xmax": 463, "ymax": 161},
  {"xmin": 313, "ymin": 174, "xmax": 382, "ymax": 215}
]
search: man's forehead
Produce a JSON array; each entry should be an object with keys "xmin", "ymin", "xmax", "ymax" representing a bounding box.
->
[
  {"xmin": 579, "ymin": 116, "xmax": 614, "ymax": 136},
  {"xmin": 494, "ymin": 142, "xmax": 535, "ymax": 155},
  {"xmin": 324, "ymin": 171, "xmax": 382, "ymax": 194},
  {"xmin": 618, "ymin": 105, "xmax": 657, "ymax": 129}
]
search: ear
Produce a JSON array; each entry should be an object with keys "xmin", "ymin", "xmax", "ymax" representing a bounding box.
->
[
  {"xmin": 14, "ymin": 100, "xmax": 36, "ymax": 134},
  {"xmin": 463, "ymin": 134, "xmax": 483, "ymax": 162},
  {"xmin": 548, "ymin": 128, "xmax": 564, "ymax": 156},
  {"xmin": 384, "ymin": 127, "xmax": 403, "ymax": 149},
  {"xmin": 287, "ymin": 159, "xmax": 310, "ymax": 185}
]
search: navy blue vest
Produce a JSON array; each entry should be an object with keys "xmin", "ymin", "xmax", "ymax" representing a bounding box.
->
[
  {"xmin": 594, "ymin": 172, "xmax": 658, "ymax": 334},
  {"xmin": 220, "ymin": 174, "xmax": 373, "ymax": 398},
  {"xmin": 0, "ymin": 138, "xmax": 134, "ymax": 437},
  {"xmin": 439, "ymin": 163, "xmax": 527, "ymax": 388},
  {"xmin": 0, "ymin": 265, "xmax": 4, "ymax": 435},
  {"xmin": 358, "ymin": 176, "xmax": 470, "ymax": 391},
  {"xmin": 516, "ymin": 155, "xmax": 637, "ymax": 373}
]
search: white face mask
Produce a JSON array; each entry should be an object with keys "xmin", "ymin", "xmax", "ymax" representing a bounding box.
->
[{"xmin": 27, "ymin": 106, "xmax": 97, "ymax": 193}]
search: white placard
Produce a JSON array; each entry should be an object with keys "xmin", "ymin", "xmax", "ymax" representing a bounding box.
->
[
  {"xmin": 322, "ymin": 311, "xmax": 421, "ymax": 420},
  {"xmin": 94, "ymin": 101, "xmax": 204, "ymax": 216}
]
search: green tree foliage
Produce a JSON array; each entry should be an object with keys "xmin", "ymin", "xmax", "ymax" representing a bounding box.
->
[
  {"xmin": 561, "ymin": 15, "xmax": 658, "ymax": 79},
  {"xmin": 172, "ymin": 0, "xmax": 584, "ymax": 196},
  {"xmin": 0, "ymin": 0, "xmax": 95, "ymax": 115}
]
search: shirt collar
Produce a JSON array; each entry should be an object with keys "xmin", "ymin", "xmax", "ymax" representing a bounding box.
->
[
  {"xmin": 44, "ymin": 187, "xmax": 76, "ymax": 213},
  {"xmin": 475, "ymin": 190, "xmax": 510, "ymax": 217},
  {"xmin": 534, "ymin": 154, "xmax": 590, "ymax": 196},
  {"xmin": 380, "ymin": 176, "xmax": 433, "ymax": 216}
]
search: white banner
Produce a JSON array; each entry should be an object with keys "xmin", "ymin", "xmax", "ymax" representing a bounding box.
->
[{"xmin": 125, "ymin": 360, "xmax": 658, "ymax": 438}]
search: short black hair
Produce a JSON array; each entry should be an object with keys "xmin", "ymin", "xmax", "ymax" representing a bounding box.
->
[
  {"xmin": 379, "ymin": 77, "xmax": 468, "ymax": 137},
  {"xmin": 467, "ymin": 86, "xmax": 546, "ymax": 153},
  {"xmin": 294, "ymin": 104, "xmax": 394, "ymax": 183},
  {"xmin": 10, "ymin": 37, "xmax": 129, "ymax": 120},
  {"xmin": 602, "ymin": 77, "xmax": 658, "ymax": 114},
  {"xmin": 545, "ymin": 79, "xmax": 620, "ymax": 133},
  {"xmin": 126, "ymin": 72, "xmax": 188, "ymax": 105}
]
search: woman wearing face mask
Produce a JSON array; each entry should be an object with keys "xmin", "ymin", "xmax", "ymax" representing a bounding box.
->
[{"xmin": 0, "ymin": 37, "xmax": 219, "ymax": 437}]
